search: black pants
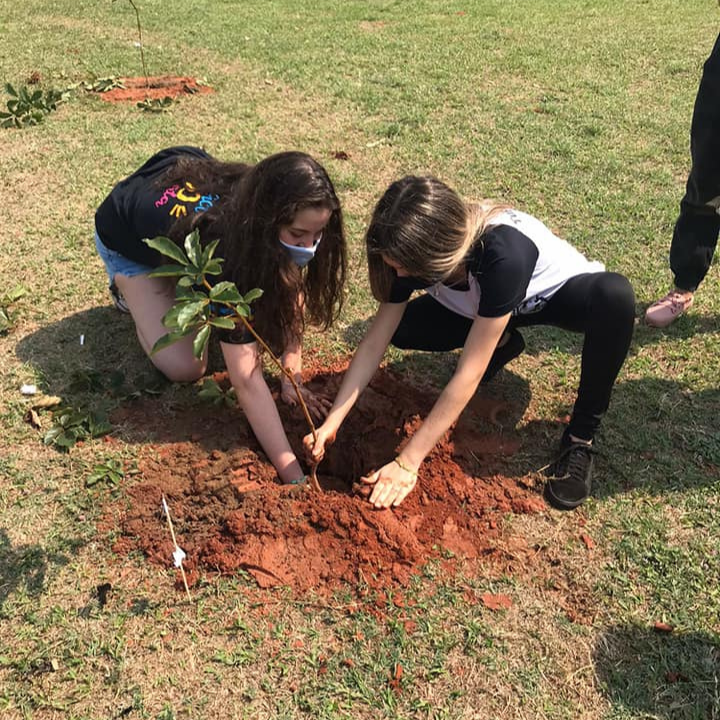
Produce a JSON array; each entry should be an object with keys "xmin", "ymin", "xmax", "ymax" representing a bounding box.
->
[
  {"xmin": 670, "ymin": 32, "xmax": 720, "ymax": 292},
  {"xmin": 391, "ymin": 272, "xmax": 636, "ymax": 441}
]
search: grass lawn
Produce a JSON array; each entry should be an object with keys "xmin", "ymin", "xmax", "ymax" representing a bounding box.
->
[{"xmin": 1, "ymin": 1, "xmax": 718, "ymax": 718}]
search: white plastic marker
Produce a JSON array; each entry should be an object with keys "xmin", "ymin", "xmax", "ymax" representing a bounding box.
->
[
  {"xmin": 161, "ymin": 494, "xmax": 192, "ymax": 601},
  {"xmin": 80, "ymin": 334, "xmax": 85, "ymax": 346}
]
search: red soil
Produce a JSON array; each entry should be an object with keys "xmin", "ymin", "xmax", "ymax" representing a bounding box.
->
[
  {"xmin": 111, "ymin": 364, "xmax": 545, "ymax": 595},
  {"xmin": 99, "ymin": 76, "xmax": 212, "ymax": 103}
]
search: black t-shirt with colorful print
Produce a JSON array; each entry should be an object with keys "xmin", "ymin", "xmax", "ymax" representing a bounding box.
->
[
  {"xmin": 95, "ymin": 146, "xmax": 257, "ymax": 344},
  {"xmin": 95, "ymin": 146, "xmax": 220, "ymax": 267}
]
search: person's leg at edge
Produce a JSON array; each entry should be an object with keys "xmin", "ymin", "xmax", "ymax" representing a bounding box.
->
[
  {"xmin": 114, "ymin": 272, "xmax": 208, "ymax": 383},
  {"xmin": 646, "ymin": 32, "xmax": 720, "ymax": 327},
  {"xmin": 515, "ymin": 272, "xmax": 636, "ymax": 509}
]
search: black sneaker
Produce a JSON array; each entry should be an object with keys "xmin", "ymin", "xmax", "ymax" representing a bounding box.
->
[
  {"xmin": 109, "ymin": 282, "xmax": 130, "ymax": 314},
  {"xmin": 543, "ymin": 437, "xmax": 596, "ymax": 510},
  {"xmin": 481, "ymin": 329, "xmax": 525, "ymax": 384}
]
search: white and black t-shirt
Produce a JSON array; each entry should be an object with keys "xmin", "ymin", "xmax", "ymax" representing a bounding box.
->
[{"xmin": 389, "ymin": 209, "xmax": 604, "ymax": 318}]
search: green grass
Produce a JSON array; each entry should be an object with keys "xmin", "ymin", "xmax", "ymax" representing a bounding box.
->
[{"xmin": 1, "ymin": 1, "xmax": 719, "ymax": 718}]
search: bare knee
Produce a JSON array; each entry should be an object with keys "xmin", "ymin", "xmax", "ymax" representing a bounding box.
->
[{"xmin": 150, "ymin": 351, "xmax": 207, "ymax": 383}]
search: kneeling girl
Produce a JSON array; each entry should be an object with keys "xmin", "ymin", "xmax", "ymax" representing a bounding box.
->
[
  {"xmin": 95, "ymin": 146, "xmax": 347, "ymax": 485},
  {"xmin": 306, "ymin": 175, "xmax": 634, "ymax": 509}
]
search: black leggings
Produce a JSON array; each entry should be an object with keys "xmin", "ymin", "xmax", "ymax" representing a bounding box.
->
[
  {"xmin": 391, "ymin": 272, "xmax": 636, "ymax": 441},
  {"xmin": 670, "ymin": 32, "xmax": 720, "ymax": 291}
]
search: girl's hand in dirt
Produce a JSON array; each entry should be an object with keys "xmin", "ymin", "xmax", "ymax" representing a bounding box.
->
[
  {"xmin": 303, "ymin": 424, "xmax": 336, "ymax": 464},
  {"xmin": 362, "ymin": 457, "xmax": 418, "ymax": 509},
  {"xmin": 280, "ymin": 379, "xmax": 332, "ymax": 421}
]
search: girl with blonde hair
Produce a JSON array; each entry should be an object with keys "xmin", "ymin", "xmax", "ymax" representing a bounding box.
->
[{"xmin": 305, "ymin": 175, "xmax": 635, "ymax": 510}]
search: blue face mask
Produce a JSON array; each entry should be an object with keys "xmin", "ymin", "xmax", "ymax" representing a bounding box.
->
[{"xmin": 279, "ymin": 234, "xmax": 322, "ymax": 267}]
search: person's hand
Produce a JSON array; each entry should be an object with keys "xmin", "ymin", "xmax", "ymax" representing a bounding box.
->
[
  {"xmin": 280, "ymin": 378, "xmax": 332, "ymax": 422},
  {"xmin": 362, "ymin": 457, "xmax": 418, "ymax": 509},
  {"xmin": 303, "ymin": 424, "xmax": 336, "ymax": 464}
]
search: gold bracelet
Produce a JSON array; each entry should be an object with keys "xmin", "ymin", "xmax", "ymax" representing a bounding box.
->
[{"xmin": 394, "ymin": 457, "xmax": 418, "ymax": 478}]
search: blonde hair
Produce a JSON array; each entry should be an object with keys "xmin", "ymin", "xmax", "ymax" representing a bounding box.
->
[{"xmin": 366, "ymin": 176, "xmax": 508, "ymax": 302}]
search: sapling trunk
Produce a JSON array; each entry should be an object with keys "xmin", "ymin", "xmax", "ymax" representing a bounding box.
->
[{"xmin": 119, "ymin": 0, "xmax": 150, "ymax": 89}]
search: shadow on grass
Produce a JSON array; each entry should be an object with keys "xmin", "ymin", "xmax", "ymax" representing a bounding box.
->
[
  {"xmin": 17, "ymin": 310, "xmax": 719, "ymax": 500},
  {"xmin": 595, "ymin": 377, "xmax": 720, "ymax": 497},
  {"xmin": 594, "ymin": 623, "xmax": 720, "ymax": 720},
  {"xmin": 15, "ymin": 307, "xmax": 160, "ymax": 401},
  {"xmin": 0, "ymin": 529, "xmax": 73, "ymax": 611}
]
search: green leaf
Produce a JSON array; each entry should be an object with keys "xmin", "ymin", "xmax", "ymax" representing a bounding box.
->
[
  {"xmin": 198, "ymin": 378, "xmax": 223, "ymax": 401},
  {"xmin": 243, "ymin": 288, "xmax": 264, "ymax": 304},
  {"xmin": 184, "ymin": 230, "xmax": 202, "ymax": 267},
  {"xmin": 149, "ymin": 263, "xmax": 190, "ymax": 278},
  {"xmin": 176, "ymin": 300, "xmax": 207, "ymax": 330},
  {"xmin": 209, "ymin": 282, "xmax": 242, "ymax": 303},
  {"xmin": 204, "ymin": 259, "xmax": 223, "ymax": 276},
  {"xmin": 235, "ymin": 303, "xmax": 251, "ymax": 318},
  {"xmin": 200, "ymin": 238, "xmax": 221, "ymax": 268},
  {"xmin": 89, "ymin": 416, "xmax": 112, "ymax": 438},
  {"xmin": 209, "ymin": 316, "xmax": 236, "ymax": 329},
  {"xmin": 161, "ymin": 303, "xmax": 185, "ymax": 330},
  {"xmin": 192, "ymin": 324, "xmax": 211, "ymax": 359},
  {"xmin": 5, "ymin": 83, "xmax": 17, "ymax": 97},
  {"xmin": 150, "ymin": 329, "xmax": 195, "ymax": 355},
  {"xmin": 175, "ymin": 285, "xmax": 207, "ymax": 301},
  {"xmin": 143, "ymin": 236, "xmax": 189, "ymax": 265},
  {"xmin": 5, "ymin": 286, "xmax": 26, "ymax": 303}
]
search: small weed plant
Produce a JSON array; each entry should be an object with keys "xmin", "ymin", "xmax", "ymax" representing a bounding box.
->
[
  {"xmin": 137, "ymin": 96, "xmax": 174, "ymax": 112},
  {"xmin": 0, "ymin": 285, "xmax": 26, "ymax": 333},
  {"xmin": 44, "ymin": 406, "xmax": 112, "ymax": 451},
  {"xmin": 144, "ymin": 230, "xmax": 321, "ymax": 489},
  {"xmin": 85, "ymin": 459, "xmax": 124, "ymax": 487},
  {"xmin": 77, "ymin": 77, "xmax": 126, "ymax": 93},
  {"xmin": 198, "ymin": 378, "xmax": 237, "ymax": 408},
  {"xmin": 0, "ymin": 83, "xmax": 67, "ymax": 128}
]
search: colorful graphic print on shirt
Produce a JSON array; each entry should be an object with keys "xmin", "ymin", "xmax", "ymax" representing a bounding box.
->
[{"xmin": 154, "ymin": 181, "xmax": 219, "ymax": 219}]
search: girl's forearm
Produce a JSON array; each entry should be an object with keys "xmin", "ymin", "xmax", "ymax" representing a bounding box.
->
[
  {"xmin": 323, "ymin": 303, "xmax": 405, "ymax": 433},
  {"xmin": 400, "ymin": 313, "xmax": 510, "ymax": 468},
  {"xmin": 400, "ymin": 372, "xmax": 483, "ymax": 466},
  {"xmin": 236, "ymin": 373, "xmax": 304, "ymax": 482}
]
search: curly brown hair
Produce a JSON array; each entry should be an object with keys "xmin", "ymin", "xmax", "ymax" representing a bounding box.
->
[{"xmin": 164, "ymin": 151, "xmax": 347, "ymax": 354}]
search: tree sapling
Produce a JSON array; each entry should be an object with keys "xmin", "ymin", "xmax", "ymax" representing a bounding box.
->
[{"xmin": 144, "ymin": 230, "xmax": 322, "ymax": 490}]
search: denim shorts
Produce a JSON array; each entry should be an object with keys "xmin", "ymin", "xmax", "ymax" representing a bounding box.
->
[{"xmin": 94, "ymin": 230, "xmax": 154, "ymax": 287}]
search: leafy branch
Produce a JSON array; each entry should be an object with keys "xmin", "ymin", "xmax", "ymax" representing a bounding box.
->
[{"xmin": 144, "ymin": 230, "xmax": 321, "ymax": 491}]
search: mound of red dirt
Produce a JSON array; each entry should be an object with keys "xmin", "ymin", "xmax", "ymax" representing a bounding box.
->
[
  {"xmin": 99, "ymin": 76, "xmax": 212, "ymax": 103},
  {"xmin": 111, "ymin": 364, "xmax": 544, "ymax": 595}
]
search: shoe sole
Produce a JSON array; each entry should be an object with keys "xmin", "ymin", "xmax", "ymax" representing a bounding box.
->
[{"xmin": 543, "ymin": 482, "xmax": 588, "ymax": 511}]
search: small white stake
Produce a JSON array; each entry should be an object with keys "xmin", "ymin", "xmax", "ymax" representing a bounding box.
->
[{"xmin": 161, "ymin": 494, "xmax": 192, "ymax": 601}]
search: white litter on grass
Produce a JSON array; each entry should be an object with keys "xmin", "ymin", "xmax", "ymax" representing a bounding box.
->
[
  {"xmin": 80, "ymin": 334, "xmax": 85, "ymax": 345},
  {"xmin": 20, "ymin": 384, "xmax": 37, "ymax": 395}
]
